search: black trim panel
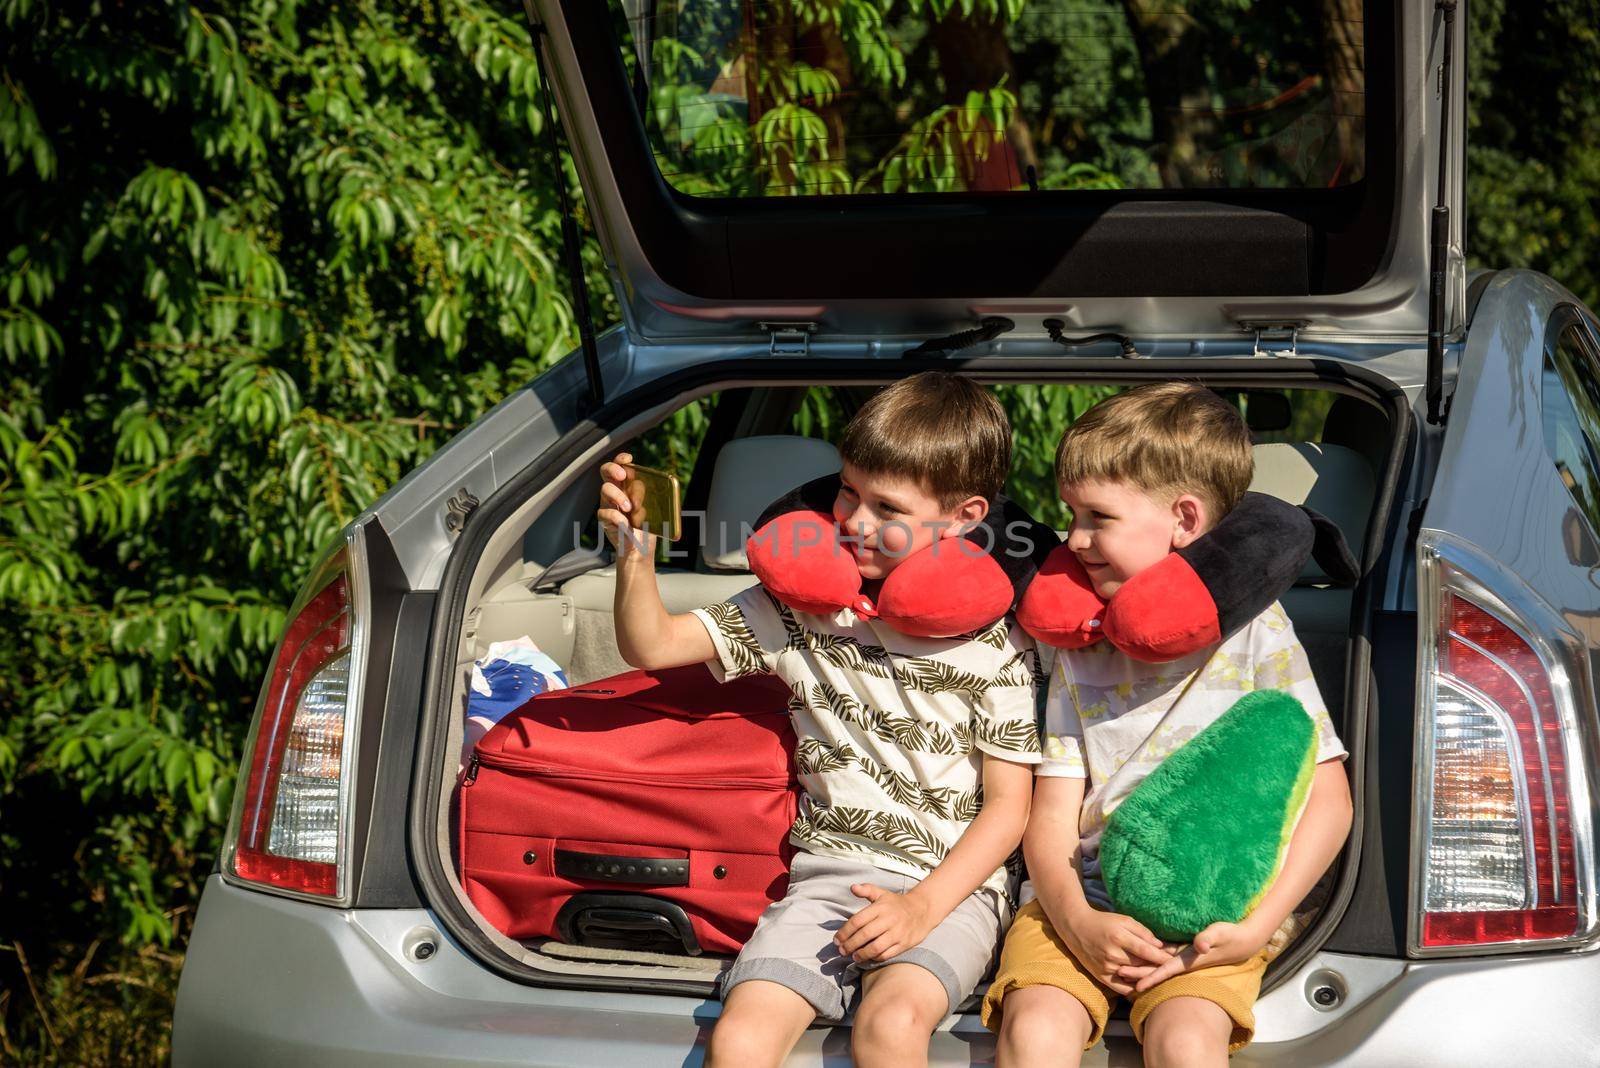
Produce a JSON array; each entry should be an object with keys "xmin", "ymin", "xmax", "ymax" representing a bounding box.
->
[
  {"xmin": 1323, "ymin": 610, "xmax": 1418, "ymax": 956},
  {"xmin": 351, "ymin": 522, "xmax": 433, "ymax": 908}
]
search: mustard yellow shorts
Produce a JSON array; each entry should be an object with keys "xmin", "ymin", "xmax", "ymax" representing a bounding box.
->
[{"xmin": 980, "ymin": 899, "xmax": 1271, "ymax": 1054}]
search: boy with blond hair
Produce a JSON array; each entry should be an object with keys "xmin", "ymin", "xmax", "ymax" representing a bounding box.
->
[
  {"xmin": 983, "ymin": 382, "xmax": 1352, "ymax": 1067},
  {"xmin": 597, "ymin": 371, "xmax": 1043, "ymax": 1068}
]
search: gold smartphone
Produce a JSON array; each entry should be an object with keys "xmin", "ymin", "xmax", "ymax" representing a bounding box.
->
[{"xmin": 619, "ymin": 462, "xmax": 682, "ymax": 542}]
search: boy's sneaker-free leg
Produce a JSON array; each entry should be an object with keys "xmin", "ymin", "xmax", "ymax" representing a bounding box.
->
[
  {"xmin": 994, "ymin": 984, "xmax": 1094, "ymax": 1068},
  {"xmin": 850, "ymin": 962, "xmax": 951, "ymax": 1068},
  {"xmin": 1138, "ymin": 996, "xmax": 1233, "ymax": 1068},
  {"xmin": 703, "ymin": 980, "xmax": 816, "ymax": 1068}
]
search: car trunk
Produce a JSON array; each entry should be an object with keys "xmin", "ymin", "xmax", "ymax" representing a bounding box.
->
[
  {"xmin": 405, "ymin": 0, "xmax": 1445, "ymax": 1036},
  {"xmin": 409, "ymin": 355, "xmax": 1415, "ymax": 1030}
]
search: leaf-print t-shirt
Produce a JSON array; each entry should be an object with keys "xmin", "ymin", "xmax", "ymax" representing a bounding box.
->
[
  {"xmin": 1033, "ymin": 601, "xmax": 1346, "ymax": 910},
  {"xmin": 691, "ymin": 584, "xmax": 1043, "ymax": 899}
]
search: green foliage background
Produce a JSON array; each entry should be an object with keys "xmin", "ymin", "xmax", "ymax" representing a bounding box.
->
[
  {"xmin": 0, "ymin": 0, "xmax": 1596, "ymax": 1061},
  {"xmin": 1, "ymin": 0, "xmax": 611, "ymax": 1058}
]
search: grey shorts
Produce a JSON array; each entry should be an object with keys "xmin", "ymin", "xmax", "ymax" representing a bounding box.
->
[{"xmin": 718, "ymin": 851, "xmax": 1008, "ymax": 1022}]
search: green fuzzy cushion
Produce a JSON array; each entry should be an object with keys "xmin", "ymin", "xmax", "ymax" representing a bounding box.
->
[{"xmin": 1098, "ymin": 690, "xmax": 1318, "ymax": 942}]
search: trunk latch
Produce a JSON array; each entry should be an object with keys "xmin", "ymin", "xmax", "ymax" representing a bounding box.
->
[
  {"xmin": 1239, "ymin": 320, "xmax": 1310, "ymax": 358},
  {"xmin": 760, "ymin": 322, "xmax": 815, "ymax": 357}
]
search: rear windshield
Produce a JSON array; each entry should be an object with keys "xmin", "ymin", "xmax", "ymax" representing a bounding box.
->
[{"xmin": 610, "ymin": 0, "xmax": 1366, "ymax": 198}]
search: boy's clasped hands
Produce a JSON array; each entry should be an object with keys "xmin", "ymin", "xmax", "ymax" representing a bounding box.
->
[{"xmin": 1062, "ymin": 905, "xmax": 1273, "ymax": 995}]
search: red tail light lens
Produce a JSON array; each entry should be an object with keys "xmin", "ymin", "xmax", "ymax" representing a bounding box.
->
[
  {"xmin": 224, "ymin": 545, "xmax": 362, "ymax": 901},
  {"xmin": 1415, "ymin": 534, "xmax": 1596, "ymax": 954}
]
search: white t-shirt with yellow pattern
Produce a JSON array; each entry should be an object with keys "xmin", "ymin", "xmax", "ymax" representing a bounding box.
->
[
  {"xmin": 1033, "ymin": 601, "xmax": 1346, "ymax": 910},
  {"xmin": 692, "ymin": 584, "xmax": 1043, "ymax": 900}
]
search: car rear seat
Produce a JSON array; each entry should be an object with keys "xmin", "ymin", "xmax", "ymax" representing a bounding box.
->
[
  {"xmin": 487, "ymin": 435, "xmax": 842, "ymax": 684},
  {"xmin": 474, "ymin": 433, "xmax": 1370, "ymax": 700},
  {"xmin": 1248, "ymin": 442, "xmax": 1376, "ymax": 715}
]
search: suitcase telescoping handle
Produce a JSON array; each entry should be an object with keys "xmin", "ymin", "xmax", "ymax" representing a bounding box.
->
[
  {"xmin": 553, "ymin": 848, "xmax": 690, "ymax": 887},
  {"xmin": 554, "ymin": 893, "xmax": 702, "ymax": 955}
]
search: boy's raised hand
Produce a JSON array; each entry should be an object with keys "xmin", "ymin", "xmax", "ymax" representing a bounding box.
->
[
  {"xmin": 597, "ymin": 451, "xmax": 656, "ymax": 559},
  {"xmin": 835, "ymin": 883, "xmax": 934, "ymax": 964},
  {"xmin": 1059, "ymin": 906, "xmax": 1173, "ymax": 996}
]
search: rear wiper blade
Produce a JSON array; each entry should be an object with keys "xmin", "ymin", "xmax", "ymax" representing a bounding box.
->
[{"xmin": 1043, "ymin": 319, "xmax": 1141, "ymax": 359}]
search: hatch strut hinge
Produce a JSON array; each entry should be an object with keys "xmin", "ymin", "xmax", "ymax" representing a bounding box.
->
[
  {"xmin": 1239, "ymin": 320, "xmax": 1309, "ymax": 358},
  {"xmin": 444, "ymin": 487, "xmax": 481, "ymax": 538},
  {"xmin": 1043, "ymin": 319, "xmax": 1141, "ymax": 358},
  {"xmin": 905, "ymin": 316, "xmax": 1015, "ymax": 358},
  {"xmin": 760, "ymin": 322, "xmax": 815, "ymax": 356},
  {"xmin": 1426, "ymin": 0, "xmax": 1460, "ymax": 426}
]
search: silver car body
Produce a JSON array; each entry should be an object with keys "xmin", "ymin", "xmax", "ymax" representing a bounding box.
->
[
  {"xmin": 173, "ymin": 270, "xmax": 1600, "ymax": 1066},
  {"xmin": 174, "ymin": 0, "xmax": 1600, "ymax": 1060}
]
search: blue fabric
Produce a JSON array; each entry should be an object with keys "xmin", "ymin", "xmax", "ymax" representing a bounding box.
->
[
  {"xmin": 469, "ymin": 656, "xmax": 567, "ymax": 722},
  {"xmin": 461, "ymin": 640, "xmax": 571, "ymax": 769}
]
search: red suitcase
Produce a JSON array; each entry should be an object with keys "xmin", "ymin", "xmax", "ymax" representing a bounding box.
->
[{"xmin": 458, "ymin": 665, "xmax": 798, "ymax": 955}]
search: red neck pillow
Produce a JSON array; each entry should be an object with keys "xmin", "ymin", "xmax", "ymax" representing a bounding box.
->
[
  {"xmin": 743, "ymin": 474, "xmax": 1058, "ymax": 638},
  {"xmin": 1016, "ymin": 491, "xmax": 1354, "ymax": 662}
]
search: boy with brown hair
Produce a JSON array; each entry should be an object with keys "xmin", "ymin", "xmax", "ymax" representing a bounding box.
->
[
  {"xmin": 597, "ymin": 371, "xmax": 1043, "ymax": 1068},
  {"xmin": 983, "ymin": 382, "xmax": 1352, "ymax": 1067}
]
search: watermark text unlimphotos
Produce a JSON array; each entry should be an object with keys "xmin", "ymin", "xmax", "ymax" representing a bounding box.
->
[{"xmin": 584, "ymin": 513, "xmax": 1045, "ymax": 561}]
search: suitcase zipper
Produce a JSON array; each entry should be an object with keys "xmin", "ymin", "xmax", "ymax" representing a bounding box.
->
[
  {"xmin": 473, "ymin": 752, "xmax": 788, "ymax": 791},
  {"xmin": 462, "ymin": 754, "xmax": 480, "ymax": 785}
]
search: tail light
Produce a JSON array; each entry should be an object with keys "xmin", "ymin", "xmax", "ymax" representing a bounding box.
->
[
  {"xmin": 1413, "ymin": 532, "xmax": 1598, "ymax": 954},
  {"xmin": 222, "ymin": 534, "xmax": 369, "ymax": 903}
]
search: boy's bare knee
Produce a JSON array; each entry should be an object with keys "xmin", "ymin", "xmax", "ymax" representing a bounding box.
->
[
  {"xmin": 851, "ymin": 968, "xmax": 947, "ymax": 1065},
  {"xmin": 706, "ymin": 983, "xmax": 815, "ymax": 1068},
  {"xmin": 853, "ymin": 998, "xmax": 933, "ymax": 1046},
  {"xmin": 1142, "ymin": 1026, "xmax": 1224, "ymax": 1068},
  {"xmin": 1140, "ymin": 997, "xmax": 1232, "ymax": 1068},
  {"xmin": 703, "ymin": 1022, "xmax": 757, "ymax": 1068},
  {"xmin": 996, "ymin": 987, "xmax": 1092, "ymax": 1067},
  {"xmin": 706, "ymin": 1010, "xmax": 798, "ymax": 1068},
  {"xmin": 1004, "ymin": 1003, "xmax": 1086, "ymax": 1049}
]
